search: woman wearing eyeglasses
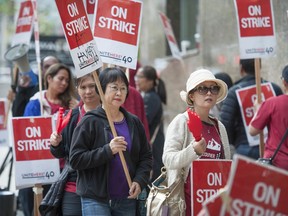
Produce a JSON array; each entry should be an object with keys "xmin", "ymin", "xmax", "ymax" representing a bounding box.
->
[
  {"xmin": 69, "ymin": 67, "xmax": 152, "ymax": 216},
  {"xmin": 162, "ymin": 69, "xmax": 231, "ymax": 216}
]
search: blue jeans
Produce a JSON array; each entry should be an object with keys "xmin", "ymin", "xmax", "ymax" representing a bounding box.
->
[
  {"xmin": 236, "ymin": 144, "xmax": 259, "ymax": 160},
  {"xmin": 81, "ymin": 197, "xmax": 136, "ymax": 216}
]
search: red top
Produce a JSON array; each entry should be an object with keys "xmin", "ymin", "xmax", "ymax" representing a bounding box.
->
[
  {"xmin": 185, "ymin": 120, "xmax": 224, "ymax": 216},
  {"xmin": 250, "ymin": 95, "xmax": 288, "ymax": 171}
]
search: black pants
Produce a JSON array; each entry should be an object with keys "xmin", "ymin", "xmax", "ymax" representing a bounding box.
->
[{"xmin": 62, "ymin": 191, "xmax": 82, "ymax": 216}]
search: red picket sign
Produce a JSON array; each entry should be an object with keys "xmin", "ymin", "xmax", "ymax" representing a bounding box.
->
[
  {"xmin": 191, "ymin": 159, "xmax": 232, "ymax": 215},
  {"xmin": 12, "ymin": 117, "xmax": 54, "ymax": 161}
]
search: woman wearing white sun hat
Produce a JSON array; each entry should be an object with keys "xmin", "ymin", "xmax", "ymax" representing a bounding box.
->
[{"xmin": 162, "ymin": 69, "xmax": 231, "ymax": 216}]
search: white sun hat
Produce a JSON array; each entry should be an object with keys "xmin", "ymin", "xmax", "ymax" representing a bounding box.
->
[{"xmin": 180, "ymin": 69, "xmax": 228, "ymax": 105}]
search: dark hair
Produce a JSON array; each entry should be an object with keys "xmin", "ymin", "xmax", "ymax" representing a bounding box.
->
[
  {"xmin": 141, "ymin": 65, "xmax": 167, "ymax": 104},
  {"xmin": 44, "ymin": 63, "xmax": 77, "ymax": 108},
  {"xmin": 282, "ymin": 65, "xmax": 288, "ymax": 82},
  {"xmin": 215, "ymin": 72, "xmax": 233, "ymax": 89},
  {"xmin": 240, "ymin": 58, "xmax": 261, "ymax": 75},
  {"xmin": 41, "ymin": 55, "xmax": 61, "ymax": 68},
  {"xmin": 76, "ymin": 73, "xmax": 94, "ymax": 87},
  {"xmin": 98, "ymin": 67, "xmax": 129, "ymax": 100}
]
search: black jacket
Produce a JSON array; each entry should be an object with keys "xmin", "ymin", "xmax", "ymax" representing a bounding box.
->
[
  {"xmin": 12, "ymin": 85, "xmax": 39, "ymax": 117},
  {"xmin": 69, "ymin": 106, "xmax": 152, "ymax": 202},
  {"xmin": 220, "ymin": 75, "xmax": 282, "ymax": 148},
  {"xmin": 50, "ymin": 108, "xmax": 80, "ymax": 182}
]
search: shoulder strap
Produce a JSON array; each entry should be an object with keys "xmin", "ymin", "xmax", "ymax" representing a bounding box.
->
[
  {"xmin": 150, "ymin": 121, "xmax": 161, "ymax": 144},
  {"xmin": 271, "ymin": 128, "xmax": 288, "ymax": 161}
]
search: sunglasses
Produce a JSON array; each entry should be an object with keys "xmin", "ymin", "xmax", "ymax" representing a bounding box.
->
[{"xmin": 192, "ymin": 85, "xmax": 220, "ymax": 95}]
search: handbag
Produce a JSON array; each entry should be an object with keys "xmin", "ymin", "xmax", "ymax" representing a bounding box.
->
[
  {"xmin": 39, "ymin": 164, "xmax": 71, "ymax": 216},
  {"xmin": 257, "ymin": 128, "xmax": 288, "ymax": 166},
  {"xmin": 146, "ymin": 167, "xmax": 186, "ymax": 216}
]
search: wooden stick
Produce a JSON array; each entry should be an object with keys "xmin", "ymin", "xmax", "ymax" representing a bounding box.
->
[
  {"xmin": 4, "ymin": 65, "xmax": 19, "ymax": 128},
  {"xmin": 254, "ymin": 58, "xmax": 264, "ymax": 158},
  {"xmin": 3, "ymin": 100, "xmax": 11, "ymax": 129},
  {"xmin": 125, "ymin": 67, "xmax": 130, "ymax": 82},
  {"xmin": 37, "ymin": 63, "xmax": 44, "ymax": 116},
  {"xmin": 33, "ymin": 184, "xmax": 43, "ymax": 216},
  {"xmin": 92, "ymin": 71, "xmax": 132, "ymax": 187}
]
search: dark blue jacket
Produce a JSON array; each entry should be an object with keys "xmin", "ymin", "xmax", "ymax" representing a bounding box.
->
[
  {"xmin": 143, "ymin": 90, "xmax": 165, "ymax": 181},
  {"xmin": 220, "ymin": 75, "xmax": 282, "ymax": 148}
]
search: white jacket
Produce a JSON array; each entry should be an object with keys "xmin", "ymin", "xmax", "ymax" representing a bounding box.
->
[{"xmin": 162, "ymin": 111, "xmax": 231, "ymax": 186}]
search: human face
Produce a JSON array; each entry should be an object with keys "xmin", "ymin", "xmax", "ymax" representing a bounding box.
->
[
  {"xmin": 47, "ymin": 69, "xmax": 69, "ymax": 95},
  {"xmin": 188, "ymin": 81, "xmax": 219, "ymax": 109},
  {"xmin": 135, "ymin": 69, "xmax": 153, "ymax": 92},
  {"xmin": 104, "ymin": 80, "xmax": 128, "ymax": 108},
  {"xmin": 78, "ymin": 76, "xmax": 99, "ymax": 106}
]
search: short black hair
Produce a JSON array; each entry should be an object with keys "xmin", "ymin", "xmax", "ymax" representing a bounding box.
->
[
  {"xmin": 98, "ymin": 67, "xmax": 129, "ymax": 99},
  {"xmin": 215, "ymin": 72, "xmax": 233, "ymax": 89},
  {"xmin": 240, "ymin": 58, "xmax": 261, "ymax": 75},
  {"xmin": 282, "ymin": 65, "xmax": 288, "ymax": 82}
]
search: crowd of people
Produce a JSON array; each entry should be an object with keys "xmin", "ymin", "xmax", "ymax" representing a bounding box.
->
[{"xmin": 4, "ymin": 56, "xmax": 288, "ymax": 216}]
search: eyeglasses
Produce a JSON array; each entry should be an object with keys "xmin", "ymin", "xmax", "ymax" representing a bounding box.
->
[
  {"xmin": 192, "ymin": 85, "xmax": 220, "ymax": 95},
  {"xmin": 108, "ymin": 85, "xmax": 128, "ymax": 94}
]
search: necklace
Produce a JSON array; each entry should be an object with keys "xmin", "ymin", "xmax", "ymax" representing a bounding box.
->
[
  {"xmin": 207, "ymin": 118, "xmax": 221, "ymax": 139},
  {"xmin": 205, "ymin": 120, "xmax": 213, "ymax": 134}
]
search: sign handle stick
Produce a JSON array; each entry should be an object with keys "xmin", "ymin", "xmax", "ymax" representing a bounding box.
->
[
  {"xmin": 32, "ymin": 0, "xmax": 43, "ymax": 116},
  {"xmin": 255, "ymin": 58, "xmax": 264, "ymax": 158},
  {"xmin": 3, "ymin": 100, "xmax": 11, "ymax": 129},
  {"xmin": 125, "ymin": 68, "xmax": 130, "ymax": 83},
  {"xmin": 4, "ymin": 65, "xmax": 19, "ymax": 128},
  {"xmin": 33, "ymin": 184, "xmax": 43, "ymax": 216},
  {"xmin": 37, "ymin": 63, "xmax": 44, "ymax": 116},
  {"xmin": 92, "ymin": 70, "xmax": 132, "ymax": 188}
]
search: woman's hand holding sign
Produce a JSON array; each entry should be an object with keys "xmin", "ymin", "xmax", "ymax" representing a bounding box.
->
[
  {"xmin": 187, "ymin": 108, "xmax": 202, "ymax": 141},
  {"xmin": 51, "ymin": 108, "xmax": 73, "ymax": 147},
  {"xmin": 56, "ymin": 108, "xmax": 73, "ymax": 134},
  {"xmin": 187, "ymin": 108, "xmax": 206, "ymax": 156}
]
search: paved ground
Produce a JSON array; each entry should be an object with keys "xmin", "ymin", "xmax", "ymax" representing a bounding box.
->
[
  {"xmin": 0, "ymin": 145, "xmax": 20, "ymax": 216},
  {"xmin": 17, "ymin": 210, "xmax": 24, "ymax": 216}
]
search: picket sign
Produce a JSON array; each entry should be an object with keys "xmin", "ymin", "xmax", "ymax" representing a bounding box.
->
[
  {"xmin": 234, "ymin": 0, "xmax": 276, "ymax": 59},
  {"xmin": 55, "ymin": 0, "xmax": 132, "ymax": 187},
  {"xmin": 191, "ymin": 159, "xmax": 232, "ymax": 215},
  {"xmin": 202, "ymin": 155, "xmax": 288, "ymax": 215},
  {"xmin": 235, "ymin": 83, "xmax": 276, "ymax": 147},
  {"xmin": 12, "ymin": 0, "xmax": 34, "ymax": 46},
  {"xmin": 92, "ymin": 0, "xmax": 143, "ymax": 69},
  {"xmin": 159, "ymin": 12, "xmax": 181, "ymax": 60},
  {"xmin": 55, "ymin": 0, "xmax": 102, "ymax": 78},
  {"xmin": 234, "ymin": 0, "xmax": 277, "ymax": 157},
  {"xmin": 11, "ymin": 116, "xmax": 60, "ymax": 189}
]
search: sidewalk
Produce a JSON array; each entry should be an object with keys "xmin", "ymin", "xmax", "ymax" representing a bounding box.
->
[{"xmin": 0, "ymin": 146, "xmax": 19, "ymax": 215}]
